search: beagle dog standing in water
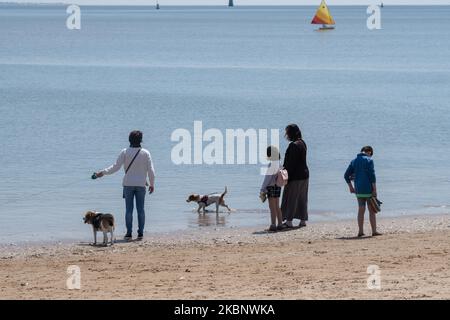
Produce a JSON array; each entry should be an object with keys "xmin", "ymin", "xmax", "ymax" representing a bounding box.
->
[
  {"xmin": 186, "ymin": 186, "xmax": 232, "ymax": 214},
  {"xmin": 83, "ymin": 211, "xmax": 115, "ymax": 246}
]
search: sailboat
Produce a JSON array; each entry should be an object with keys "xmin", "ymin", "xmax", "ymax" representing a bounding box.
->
[{"xmin": 311, "ymin": 0, "xmax": 335, "ymax": 30}]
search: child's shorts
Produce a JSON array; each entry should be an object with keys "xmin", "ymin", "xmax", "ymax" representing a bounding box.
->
[{"xmin": 266, "ymin": 185, "xmax": 281, "ymax": 198}]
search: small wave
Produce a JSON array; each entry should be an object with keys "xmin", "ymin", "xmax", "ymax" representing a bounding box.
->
[
  {"xmin": 185, "ymin": 208, "xmax": 337, "ymax": 215},
  {"xmin": 423, "ymin": 204, "xmax": 450, "ymax": 209},
  {"xmin": 187, "ymin": 208, "xmax": 268, "ymax": 214},
  {"xmin": 1, "ymin": 60, "xmax": 449, "ymax": 74}
]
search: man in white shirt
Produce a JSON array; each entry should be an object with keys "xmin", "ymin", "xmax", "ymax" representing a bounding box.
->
[{"xmin": 95, "ymin": 130, "xmax": 155, "ymax": 241}]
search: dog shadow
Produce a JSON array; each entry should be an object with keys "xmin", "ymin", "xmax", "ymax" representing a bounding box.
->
[
  {"xmin": 76, "ymin": 242, "xmax": 111, "ymax": 248},
  {"xmin": 76, "ymin": 239, "xmax": 136, "ymax": 247},
  {"xmin": 77, "ymin": 242, "xmax": 114, "ymax": 247}
]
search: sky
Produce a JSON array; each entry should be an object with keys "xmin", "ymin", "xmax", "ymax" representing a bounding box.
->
[{"xmin": 4, "ymin": 1, "xmax": 450, "ymax": 5}]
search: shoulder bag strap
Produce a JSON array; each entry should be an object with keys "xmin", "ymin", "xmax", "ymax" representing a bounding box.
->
[{"xmin": 125, "ymin": 148, "xmax": 141, "ymax": 174}]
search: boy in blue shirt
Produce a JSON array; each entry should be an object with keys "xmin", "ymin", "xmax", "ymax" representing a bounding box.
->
[{"xmin": 344, "ymin": 146, "xmax": 382, "ymax": 237}]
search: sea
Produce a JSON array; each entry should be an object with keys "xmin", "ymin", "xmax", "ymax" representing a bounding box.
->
[{"xmin": 0, "ymin": 4, "xmax": 449, "ymax": 243}]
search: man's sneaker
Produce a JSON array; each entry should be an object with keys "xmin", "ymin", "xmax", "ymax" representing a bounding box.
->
[
  {"xmin": 136, "ymin": 234, "xmax": 144, "ymax": 241},
  {"xmin": 124, "ymin": 234, "xmax": 132, "ymax": 241}
]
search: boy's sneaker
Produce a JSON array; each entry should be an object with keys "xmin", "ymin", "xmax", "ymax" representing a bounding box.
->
[{"xmin": 124, "ymin": 234, "xmax": 132, "ymax": 241}]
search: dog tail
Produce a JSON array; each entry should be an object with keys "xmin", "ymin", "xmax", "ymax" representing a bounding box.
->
[{"xmin": 219, "ymin": 186, "xmax": 227, "ymax": 202}]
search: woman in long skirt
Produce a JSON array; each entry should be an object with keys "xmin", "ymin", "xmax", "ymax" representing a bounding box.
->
[{"xmin": 281, "ymin": 124, "xmax": 309, "ymax": 228}]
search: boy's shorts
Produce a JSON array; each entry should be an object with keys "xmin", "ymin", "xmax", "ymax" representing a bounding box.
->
[{"xmin": 357, "ymin": 197, "xmax": 371, "ymax": 207}]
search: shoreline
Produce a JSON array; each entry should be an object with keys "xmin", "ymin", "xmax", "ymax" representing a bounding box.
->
[
  {"xmin": 1, "ymin": 213, "xmax": 449, "ymax": 299},
  {"xmin": 1, "ymin": 4, "xmax": 447, "ymax": 7},
  {"xmin": 1, "ymin": 211, "xmax": 448, "ymax": 252}
]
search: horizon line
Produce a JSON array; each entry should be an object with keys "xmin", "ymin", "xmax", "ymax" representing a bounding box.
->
[{"xmin": 1, "ymin": 2, "xmax": 449, "ymax": 5}]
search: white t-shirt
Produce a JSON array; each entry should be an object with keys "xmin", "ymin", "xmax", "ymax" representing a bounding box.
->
[
  {"xmin": 260, "ymin": 161, "xmax": 279, "ymax": 192},
  {"xmin": 102, "ymin": 147, "xmax": 155, "ymax": 187}
]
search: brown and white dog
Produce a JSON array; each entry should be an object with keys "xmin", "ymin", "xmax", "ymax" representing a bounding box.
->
[
  {"xmin": 83, "ymin": 211, "xmax": 115, "ymax": 246},
  {"xmin": 186, "ymin": 186, "xmax": 231, "ymax": 214}
]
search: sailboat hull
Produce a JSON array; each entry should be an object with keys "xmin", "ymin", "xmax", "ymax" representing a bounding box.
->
[{"xmin": 318, "ymin": 26, "xmax": 335, "ymax": 30}]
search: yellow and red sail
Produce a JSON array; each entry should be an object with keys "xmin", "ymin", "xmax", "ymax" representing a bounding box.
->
[{"xmin": 311, "ymin": 0, "xmax": 335, "ymax": 25}]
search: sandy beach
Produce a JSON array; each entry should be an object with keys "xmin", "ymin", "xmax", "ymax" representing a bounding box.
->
[{"xmin": 1, "ymin": 214, "xmax": 449, "ymax": 300}]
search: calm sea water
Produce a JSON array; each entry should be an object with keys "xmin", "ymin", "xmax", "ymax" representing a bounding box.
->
[{"xmin": 0, "ymin": 5, "xmax": 449, "ymax": 243}]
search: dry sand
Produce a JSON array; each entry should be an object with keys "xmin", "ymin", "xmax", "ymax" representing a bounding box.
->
[{"xmin": 1, "ymin": 214, "xmax": 449, "ymax": 299}]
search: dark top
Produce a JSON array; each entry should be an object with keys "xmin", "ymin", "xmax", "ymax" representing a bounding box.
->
[{"xmin": 283, "ymin": 139, "xmax": 309, "ymax": 182}]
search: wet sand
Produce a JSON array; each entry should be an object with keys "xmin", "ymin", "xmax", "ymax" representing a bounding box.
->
[{"xmin": 1, "ymin": 214, "xmax": 449, "ymax": 299}]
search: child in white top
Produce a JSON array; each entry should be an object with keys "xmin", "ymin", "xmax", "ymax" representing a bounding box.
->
[{"xmin": 260, "ymin": 146, "xmax": 284, "ymax": 232}]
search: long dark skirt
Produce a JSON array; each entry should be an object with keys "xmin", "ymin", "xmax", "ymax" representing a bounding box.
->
[{"xmin": 281, "ymin": 179, "xmax": 309, "ymax": 221}]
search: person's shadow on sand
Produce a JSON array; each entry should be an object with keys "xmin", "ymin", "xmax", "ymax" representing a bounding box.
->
[
  {"xmin": 336, "ymin": 236, "xmax": 369, "ymax": 240},
  {"xmin": 252, "ymin": 226, "xmax": 301, "ymax": 235}
]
